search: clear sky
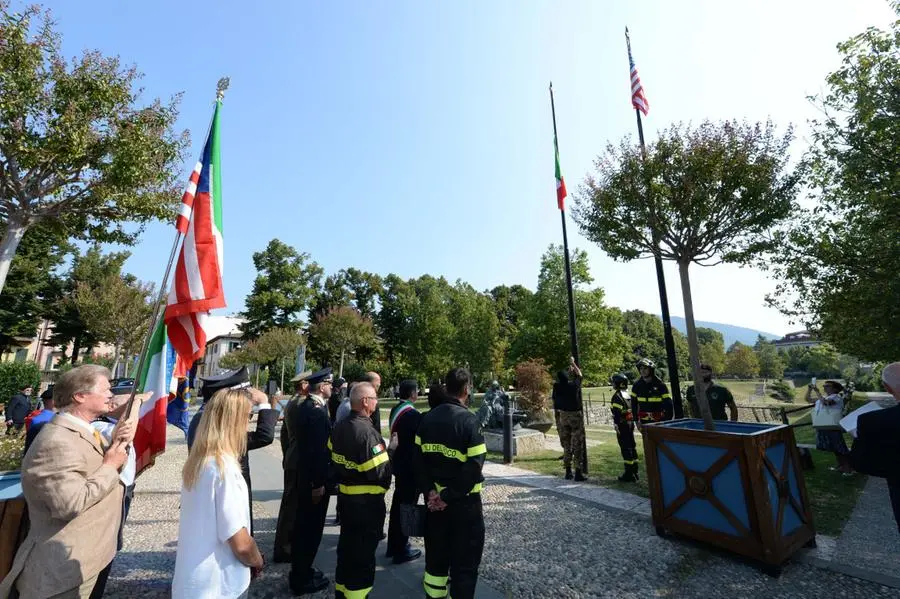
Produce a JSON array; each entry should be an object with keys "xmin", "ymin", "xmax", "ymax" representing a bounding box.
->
[{"xmin": 36, "ymin": 0, "xmax": 896, "ymax": 336}]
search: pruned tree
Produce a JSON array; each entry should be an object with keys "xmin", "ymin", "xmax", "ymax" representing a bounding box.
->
[
  {"xmin": 307, "ymin": 306, "xmax": 378, "ymax": 376},
  {"xmin": 575, "ymin": 120, "xmax": 800, "ymax": 429},
  {"xmin": 0, "ymin": 3, "xmax": 187, "ymax": 295}
]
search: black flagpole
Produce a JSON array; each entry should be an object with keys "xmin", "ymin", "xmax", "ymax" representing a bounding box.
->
[
  {"xmin": 626, "ymin": 28, "xmax": 683, "ymax": 418},
  {"xmin": 550, "ymin": 83, "xmax": 588, "ymax": 472}
]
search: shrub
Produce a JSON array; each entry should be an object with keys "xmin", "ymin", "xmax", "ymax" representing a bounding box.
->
[
  {"xmin": 769, "ymin": 379, "xmax": 795, "ymax": 403},
  {"xmin": 0, "ymin": 361, "xmax": 41, "ymax": 405},
  {"xmin": 0, "ymin": 435, "xmax": 24, "ymax": 471},
  {"xmin": 514, "ymin": 358, "xmax": 552, "ymax": 414}
]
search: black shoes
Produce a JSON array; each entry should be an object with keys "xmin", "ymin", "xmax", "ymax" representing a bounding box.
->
[
  {"xmin": 617, "ymin": 465, "xmax": 639, "ymax": 482},
  {"xmin": 290, "ymin": 569, "xmax": 329, "ymax": 595},
  {"xmin": 574, "ymin": 470, "xmax": 587, "ymax": 482},
  {"xmin": 565, "ymin": 466, "xmax": 573, "ymax": 480},
  {"xmin": 392, "ymin": 547, "xmax": 422, "ymax": 564},
  {"xmin": 273, "ymin": 551, "xmax": 291, "ymax": 564}
]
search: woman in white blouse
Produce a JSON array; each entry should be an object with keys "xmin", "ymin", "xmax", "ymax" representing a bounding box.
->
[{"xmin": 173, "ymin": 388, "xmax": 265, "ymax": 598}]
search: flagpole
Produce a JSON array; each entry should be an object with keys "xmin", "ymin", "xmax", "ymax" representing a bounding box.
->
[
  {"xmin": 549, "ymin": 83, "xmax": 580, "ymax": 367},
  {"xmin": 123, "ymin": 78, "xmax": 230, "ymax": 420},
  {"xmin": 626, "ymin": 29, "xmax": 683, "ymax": 419},
  {"xmin": 550, "ymin": 82, "xmax": 588, "ymax": 473}
]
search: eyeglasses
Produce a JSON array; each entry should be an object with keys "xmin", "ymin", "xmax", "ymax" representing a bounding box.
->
[{"xmin": 360, "ymin": 396, "xmax": 378, "ymax": 402}]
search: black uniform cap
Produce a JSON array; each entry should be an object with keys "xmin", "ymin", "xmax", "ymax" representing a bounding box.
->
[
  {"xmin": 307, "ymin": 367, "xmax": 334, "ymax": 385},
  {"xmin": 200, "ymin": 366, "xmax": 250, "ymax": 402}
]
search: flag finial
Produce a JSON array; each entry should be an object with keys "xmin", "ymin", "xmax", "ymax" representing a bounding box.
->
[{"xmin": 216, "ymin": 77, "xmax": 231, "ymax": 101}]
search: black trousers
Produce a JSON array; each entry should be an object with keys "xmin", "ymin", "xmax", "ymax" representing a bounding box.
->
[
  {"xmin": 424, "ymin": 495, "xmax": 485, "ymax": 599},
  {"xmin": 335, "ymin": 494, "xmax": 386, "ymax": 598},
  {"xmin": 274, "ymin": 469, "xmax": 297, "ymax": 560},
  {"xmin": 889, "ymin": 477, "xmax": 900, "ymax": 533},
  {"xmin": 116, "ymin": 483, "xmax": 135, "ymax": 551},
  {"xmin": 387, "ymin": 475, "xmax": 418, "ymax": 554},
  {"xmin": 615, "ymin": 422, "xmax": 638, "ymax": 467},
  {"xmin": 289, "ymin": 486, "xmax": 329, "ymax": 589}
]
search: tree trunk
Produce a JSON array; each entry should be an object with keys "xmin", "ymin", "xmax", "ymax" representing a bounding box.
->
[
  {"xmin": 339, "ymin": 349, "xmax": 345, "ymax": 379},
  {"xmin": 72, "ymin": 336, "xmax": 83, "ymax": 364},
  {"xmin": 677, "ymin": 260, "xmax": 715, "ymax": 431},
  {"xmin": 0, "ymin": 218, "xmax": 28, "ymax": 297},
  {"xmin": 111, "ymin": 337, "xmax": 122, "ymax": 379}
]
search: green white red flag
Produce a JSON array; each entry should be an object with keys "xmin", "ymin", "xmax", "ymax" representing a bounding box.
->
[
  {"xmin": 554, "ymin": 131, "xmax": 567, "ymax": 210},
  {"xmin": 133, "ymin": 320, "xmax": 174, "ymax": 476}
]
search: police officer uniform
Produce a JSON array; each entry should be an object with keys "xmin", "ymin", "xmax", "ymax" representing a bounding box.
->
[
  {"xmin": 330, "ymin": 403, "xmax": 392, "ymax": 597},
  {"xmin": 274, "ymin": 369, "xmax": 312, "ymax": 563},
  {"xmin": 288, "ymin": 368, "xmax": 334, "ymax": 595},
  {"xmin": 631, "ymin": 359, "xmax": 674, "ymax": 425},
  {"xmin": 186, "ymin": 366, "xmax": 277, "ymax": 536},
  {"xmin": 610, "ymin": 374, "xmax": 639, "ymax": 482},
  {"xmin": 414, "ymin": 389, "xmax": 486, "ymax": 599}
]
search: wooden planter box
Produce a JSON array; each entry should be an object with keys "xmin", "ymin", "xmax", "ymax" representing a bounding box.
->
[
  {"xmin": 0, "ymin": 472, "xmax": 29, "ymax": 582},
  {"xmin": 643, "ymin": 419, "xmax": 815, "ymax": 574}
]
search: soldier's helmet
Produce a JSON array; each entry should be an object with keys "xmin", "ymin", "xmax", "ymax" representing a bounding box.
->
[
  {"xmin": 636, "ymin": 357, "xmax": 656, "ymax": 370},
  {"xmin": 490, "ymin": 380, "xmax": 500, "ymax": 390},
  {"xmin": 610, "ymin": 373, "xmax": 630, "ymax": 389}
]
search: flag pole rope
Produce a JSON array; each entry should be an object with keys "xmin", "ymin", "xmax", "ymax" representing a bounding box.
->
[{"xmin": 123, "ymin": 79, "xmax": 229, "ymax": 420}]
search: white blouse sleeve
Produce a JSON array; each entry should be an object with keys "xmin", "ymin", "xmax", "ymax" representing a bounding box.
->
[{"xmin": 215, "ymin": 463, "xmax": 249, "ymax": 543}]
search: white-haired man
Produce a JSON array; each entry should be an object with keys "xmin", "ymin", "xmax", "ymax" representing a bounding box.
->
[{"xmin": 851, "ymin": 362, "xmax": 900, "ymax": 532}]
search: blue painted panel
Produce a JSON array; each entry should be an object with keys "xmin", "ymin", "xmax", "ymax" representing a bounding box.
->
[
  {"xmin": 656, "ymin": 419, "xmax": 780, "ymax": 435},
  {"xmin": 783, "ymin": 503, "xmax": 802, "ymax": 536},
  {"xmin": 674, "ymin": 497, "xmax": 739, "ymax": 536},
  {"xmin": 666, "ymin": 442, "xmax": 726, "ymax": 472},
  {"xmin": 712, "ymin": 461, "xmax": 750, "ymax": 530},
  {"xmin": 0, "ymin": 471, "xmax": 23, "ymax": 500},
  {"xmin": 787, "ymin": 461, "xmax": 802, "ymax": 509},
  {"xmin": 764, "ymin": 466, "xmax": 779, "ymax": 522},
  {"xmin": 658, "ymin": 449, "xmax": 685, "ymax": 507},
  {"xmin": 766, "ymin": 443, "xmax": 786, "ymax": 477}
]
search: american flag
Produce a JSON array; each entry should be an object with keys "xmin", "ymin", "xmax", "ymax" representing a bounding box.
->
[
  {"xmin": 165, "ymin": 102, "xmax": 226, "ymax": 376},
  {"xmin": 626, "ymin": 28, "xmax": 649, "ymax": 116}
]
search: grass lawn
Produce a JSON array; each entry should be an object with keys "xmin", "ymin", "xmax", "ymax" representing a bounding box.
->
[
  {"xmin": 497, "ymin": 416, "xmax": 867, "ymax": 536},
  {"xmin": 0, "ymin": 433, "xmax": 24, "ymax": 471}
]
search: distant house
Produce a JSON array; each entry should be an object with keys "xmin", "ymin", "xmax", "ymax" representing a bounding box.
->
[
  {"xmin": 773, "ymin": 331, "xmax": 821, "ymax": 352},
  {"xmin": 196, "ymin": 315, "xmax": 246, "ymax": 378}
]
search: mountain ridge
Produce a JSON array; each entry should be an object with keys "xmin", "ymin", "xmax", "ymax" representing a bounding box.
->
[{"xmin": 663, "ymin": 315, "xmax": 779, "ymax": 348}]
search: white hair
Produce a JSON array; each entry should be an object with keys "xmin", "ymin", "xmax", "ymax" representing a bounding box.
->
[
  {"xmin": 882, "ymin": 362, "xmax": 900, "ymax": 398},
  {"xmin": 350, "ymin": 382, "xmax": 376, "ymax": 410}
]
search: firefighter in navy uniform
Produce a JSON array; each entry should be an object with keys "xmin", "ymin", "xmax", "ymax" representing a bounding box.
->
[
  {"xmin": 414, "ymin": 367, "xmax": 486, "ymax": 599},
  {"xmin": 610, "ymin": 373, "xmax": 639, "ymax": 482},
  {"xmin": 329, "ymin": 381, "xmax": 392, "ymax": 598},
  {"xmin": 631, "ymin": 358, "xmax": 674, "ymax": 427},
  {"xmin": 288, "ymin": 367, "xmax": 334, "ymax": 595}
]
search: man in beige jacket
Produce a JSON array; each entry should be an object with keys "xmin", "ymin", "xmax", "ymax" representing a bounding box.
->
[{"xmin": 0, "ymin": 365, "xmax": 135, "ymax": 599}]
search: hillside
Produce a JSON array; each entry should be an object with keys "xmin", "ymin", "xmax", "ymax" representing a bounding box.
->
[{"xmin": 666, "ymin": 316, "xmax": 778, "ymax": 348}]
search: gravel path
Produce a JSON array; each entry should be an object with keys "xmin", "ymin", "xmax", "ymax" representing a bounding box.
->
[{"xmin": 105, "ymin": 424, "xmax": 898, "ymax": 598}]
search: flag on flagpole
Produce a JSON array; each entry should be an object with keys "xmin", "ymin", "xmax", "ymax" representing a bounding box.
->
[
  {"xmin": 626, "ymin": 28, "xmax": 650, "ymax": 116},
  {"xmin": 554, "ymin": 130, "xmax": 567, "ymax": 211},
  {"xmin": 134, "ymin": 320, "xmax": 175, "ymax": 476},
  {"xmin": 165, "ymin": 101, "xmax": 226, "ymax": 376}
]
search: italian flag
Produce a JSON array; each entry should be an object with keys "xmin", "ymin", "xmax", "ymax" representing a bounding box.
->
[
  {"xmin": 134, "ymin": 320, "xmax": 175, "ymax": 476},
  {"xmin": 554, "ymin": 131, "xmax": 567, "ymax": 210}
]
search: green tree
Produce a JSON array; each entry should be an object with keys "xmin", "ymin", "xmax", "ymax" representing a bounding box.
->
[
  {"xmin": 404, "ymin": 276, "xmax": 455, "ymax": 381},
  {"xmin": 0, "ymin": 361, "xmax": 40, "ymax": 405},
  {"xmin": 576, "ymin": 120, "xmax": 799, "ymax": 428},
  {"xmin": 513, "ymin": 245, "xmax": 626, "ymax": 384},
  {"xmin": 0, "ymin": 224, "xmax": 71, "ymax": 352},
  {"xmin": 343, "ymin": 268, "xmax": 383, "ymax": 319},
  {"xmin": 241, "ymin": 239, "xmax": 323, "ymax": 341},
  {"xmin": 618, "ymin": 309, "xmax": 690, "ymax": 381},
  {"xmin": 696, "ymin": 327, "xmax": 726, "ymax": 375},
  {"xmin": 806, "ymin": 343, "xmax": 840, "ymax": 377},
  {"xmin": 73, "ymin": 270, "xmax": 154, "ymax": 376},
  {"xmin": 376, "ymin": 273, "xmax": 416, "ymax": 366},
  {"xmin": 311, "ymin": 272, "xmax": 352, "ymax": 321},
  {"xmin": 44, "ymin": 247, "xmax": 129, "ymax": 363},
  {"xmin": 762, "ymin": 7, "xmax": 900, "ymax": 361},
  {"xmin": 755, "ymin": 341, "xmax": 786, "ymax": 380},
  {"xmin": 448, "ymin": 282, "xmax": 500, "ymax": 384},
  {"xmin": 0, "ymin": 3, "xmax": 187, "ymax": 295},
  {"xmin": 307, "ymin": 306, "xmax": 378, "ymax": 375},
  {"xmin": 724, "ymin": 342, "xmax": 760, "ymax": 378},
  {"xmin": 254, "ymin": 327, "xmax": 306, "ymax": 388}
]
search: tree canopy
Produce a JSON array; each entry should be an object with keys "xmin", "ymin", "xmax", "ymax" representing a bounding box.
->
[
  {"xmin": 762, "ymin": 7, "xmax": 900, "ymax": 361},
  {"xmin": 0, "ymin": 2, "xmax": 187, "ymax": 295}
]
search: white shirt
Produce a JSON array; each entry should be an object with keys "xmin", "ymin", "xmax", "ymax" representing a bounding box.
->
[
  {"xmin": 92, "ymin": 418, "xmax": 137, "ymax": 486},
  {"xmin": 172, "ymin": 456, "xmax": 251, "ymax": 599}
]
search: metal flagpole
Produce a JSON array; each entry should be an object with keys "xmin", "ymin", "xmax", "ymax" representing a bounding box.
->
[
  {"xmin": 626, "ymin": 29, "xmax": 682, "ymax": 418},
  {"xmin": 550, "ymin": 83, "xmax": 588, "ymax": 472},
  {"xmin": 123, "ymin": 78, "xmax": 230, "ymax": 420}
]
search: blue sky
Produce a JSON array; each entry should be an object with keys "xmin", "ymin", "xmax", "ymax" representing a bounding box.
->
[{"xmin": 37, "ymin": 0, "xmax": 895, "ymax": 335}]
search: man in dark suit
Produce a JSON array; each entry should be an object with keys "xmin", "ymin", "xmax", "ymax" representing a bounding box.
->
[
  {"xmin": 851, "ymin": 362, "xmax": 900, "ymax": 532},
  {"xmin": 288, "ymin": 367, "xmax": 334, "ymax": 595},
  {"xmin": 187, "ymin": 366, "xmax": 278, "ymax": 535}
]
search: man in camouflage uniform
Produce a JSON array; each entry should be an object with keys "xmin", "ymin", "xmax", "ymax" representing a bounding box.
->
[{"xmin": 552, "ymin": 358, "xmax": 586, "ymax": 481}]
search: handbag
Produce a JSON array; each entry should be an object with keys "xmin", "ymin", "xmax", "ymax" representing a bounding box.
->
[
  {"xmin": 399, "ymin": 503, "xmax": 426, "ymax": 537},
  {"xmin": 812, "ymin": 400, "xmax": 843, "ymax": 430}
]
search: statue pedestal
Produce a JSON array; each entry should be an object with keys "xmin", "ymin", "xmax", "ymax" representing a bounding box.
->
[{"xmin": 484, "ymin": 428, "xmax": 545, "ymax": 457}]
